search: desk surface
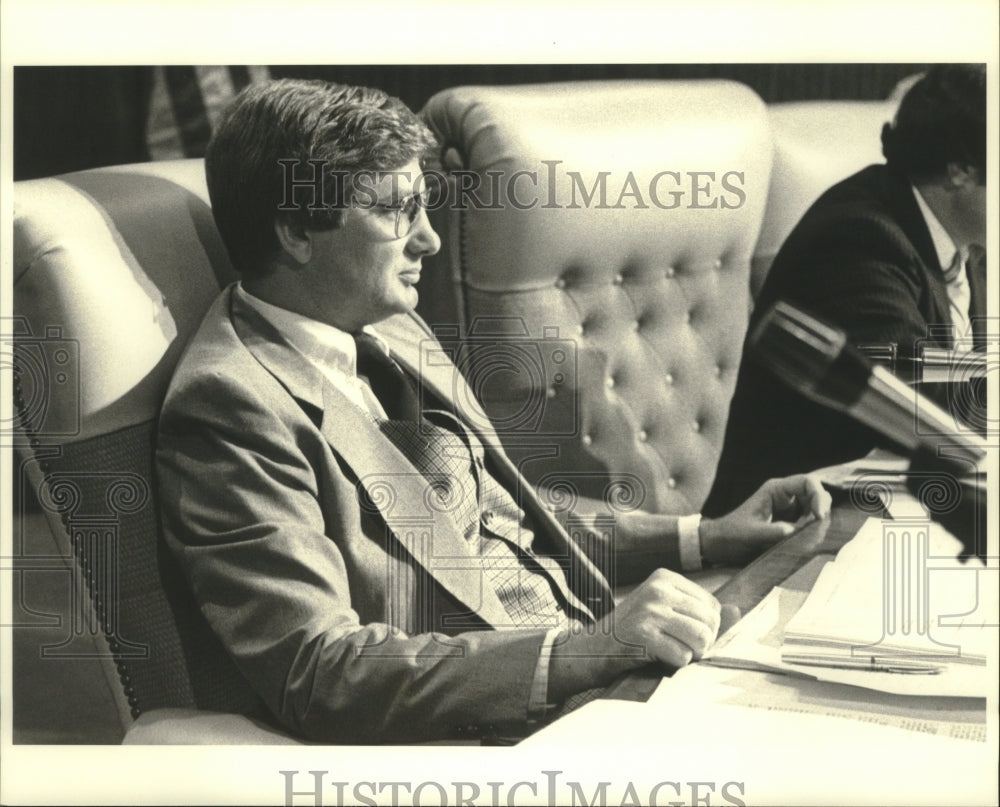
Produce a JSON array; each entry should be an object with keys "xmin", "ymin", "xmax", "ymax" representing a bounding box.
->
[
  {"xmin": 603, "ymin": 493, "xmax": 874, "ymax": 701},
  {"xmin": 529, "ymin": 496, "xmax": 994, "ymax": 806}
]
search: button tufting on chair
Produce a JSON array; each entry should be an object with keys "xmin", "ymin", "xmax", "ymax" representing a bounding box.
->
[{"xmin": 421, "ymin": 80, "xmax": 771, "ymax": 512}]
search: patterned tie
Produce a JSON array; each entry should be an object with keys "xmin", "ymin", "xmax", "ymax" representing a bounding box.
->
[
  {"xmin": 352, "ymin": 333, "xmax": 604, "ymax": 714},
  {"xmin": 353, "ymin": 332, "xmax": 422, "ymax": 421},
  {"xmin": 352, "ymin": 334, "xmax": 582, "ymax": 631}
]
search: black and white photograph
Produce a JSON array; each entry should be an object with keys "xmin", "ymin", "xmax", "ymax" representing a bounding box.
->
[{"xmin": 2, "ymin": 2, "xmax": 997, "ymax": 805}]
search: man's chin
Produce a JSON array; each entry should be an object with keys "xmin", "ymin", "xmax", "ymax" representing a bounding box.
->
[
  {"xmin": 381, "ymin": 288, "xmax": 419, "ymax": 319},
  {"xmin": 400, "ymin": 286, "xmax": 418, "ymax": 310}
]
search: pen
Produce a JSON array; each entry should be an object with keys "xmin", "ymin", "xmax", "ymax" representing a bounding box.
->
[{"xmin": 782, "ymin": 654, "xmax": 944, "ymax": 675}]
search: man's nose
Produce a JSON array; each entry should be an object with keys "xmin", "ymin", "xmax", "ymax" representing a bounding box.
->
[{"xmin": 407, "ymin": 207, "xmax": 441, "ymax": 257}]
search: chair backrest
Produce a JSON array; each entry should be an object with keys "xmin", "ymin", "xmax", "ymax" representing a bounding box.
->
[
  {"xmin": 11, "ymin": 160, "xmax": 261, "ymax": 722},
  {"xmin": 419, "ymin": 81, "xmax": 773, "ymax": 514}
]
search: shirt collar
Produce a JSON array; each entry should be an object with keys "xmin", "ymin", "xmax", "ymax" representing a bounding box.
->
[
  {"xmin": 911, "ymin": 184, "xmax": 963, "ymax": 272},
  {"xmin": 234, "ymin": 283, "xmax": 386, "ymax": 377}
]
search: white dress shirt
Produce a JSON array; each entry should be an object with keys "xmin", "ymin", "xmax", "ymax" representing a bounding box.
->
[
  {"xmin": 911, "ymin": 186, "xmax": 973, "ymax": 347},
  {"xmin": 234, "ymin": 283, "xmax": 390, "ymax": 419}
]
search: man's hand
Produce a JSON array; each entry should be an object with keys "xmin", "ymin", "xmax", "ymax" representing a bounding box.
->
[
  {"xmin": 700, "ymin": 474, "xmax": 832, "ymax": 567},
  {"xmin": 548, "ymin": 569, "xmax": 722, "ymax": 700}
]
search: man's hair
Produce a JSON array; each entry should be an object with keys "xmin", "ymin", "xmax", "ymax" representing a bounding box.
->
[
  {"xmin": 881, "ymin": 64, "xmax": 986, "ymax": 183},
  {"xmin": 205, "ymin": 79, "xmax": 438, "ymax": 278}
]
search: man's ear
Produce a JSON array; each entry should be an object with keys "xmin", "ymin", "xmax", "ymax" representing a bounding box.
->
[
  {"xmin": 946, "ymin": 161, "xmax": 981, "ymax": 189},
  {"xmin": 274, "ymin": 216, "xmax": 313, "ymax": 265}
]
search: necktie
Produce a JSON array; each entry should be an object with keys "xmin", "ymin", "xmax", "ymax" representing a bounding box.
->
[
  {"xmin": 353, "ymin": 333, "xmax": 422, "ymax": 421},
  {"xmin": 940, "ymin": 249, "xmax": 973, "ymax": 348}
]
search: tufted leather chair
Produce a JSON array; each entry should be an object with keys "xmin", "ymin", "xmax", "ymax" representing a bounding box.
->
[
  {"xmin": 12, "ymin": 160, "xmax": 300, "ymax": 743},
  {"xmin": 420, "ymin": 81, "xmax": 773, "ymax": 515}
]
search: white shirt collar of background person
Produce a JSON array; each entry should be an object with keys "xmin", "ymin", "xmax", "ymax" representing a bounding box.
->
[
  {"xmin": 234, "ymin": 282, "xmax": 389, "ymax": 419},
  {"xmin": 911, "ymin": 184, "xmax": 972, "ymax": 349}
]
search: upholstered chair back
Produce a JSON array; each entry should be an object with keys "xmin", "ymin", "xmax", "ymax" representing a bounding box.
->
[
  {"xmin": 11, "ymin": 161, "xmax": 261, "ymax": 729},
  {"xmin": 420, "ymin": 81, "xmax": 772, "ymax": 514}
]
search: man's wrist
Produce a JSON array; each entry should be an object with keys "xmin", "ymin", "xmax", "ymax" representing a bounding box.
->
[
  {"xmin": 677, "ymin": 513, "xmax": 703, "ymax": 571},
  {"xmin": 548, "ymin": 626, "xmax": 642, "ymax": 703},
  {"xmin": 697, "ymin": 517, "xmax": 722, "ymax": 567}
]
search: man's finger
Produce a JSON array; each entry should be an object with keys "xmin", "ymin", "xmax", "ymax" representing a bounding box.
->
[
  {"xmin": 747, "ymin": 521, "xmax": 797, "ymax": 542},
  {"xmin": 652, "ymin": 612, "xmax": 718, "ymax": 661},
  {"xmin": 769, "ymin": 474, "xmax": 830, "ymax": 519},
  {"xmin": 645, "ymin": 632, "xmax": 695, "ymax": 669},
  {"xmin": 645, "ymin": 568, "xmax": 720, "ymax": 610},
  {"xmin": 804, "ymin": 476, "xmax": 832, "ymax": 518}
]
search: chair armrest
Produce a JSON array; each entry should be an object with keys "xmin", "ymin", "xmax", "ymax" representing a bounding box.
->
[{"xmin": 122, "ymin": 708, "xmax": 303, "ymax": 745}]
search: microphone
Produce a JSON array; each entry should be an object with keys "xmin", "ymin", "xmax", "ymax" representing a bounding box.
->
[
  {"xmin": 750, "ymin": 302, "xmax": 986, "ymax": 475},
  {"xmin": 856, "ymin": 343, "xmax": 988, "ymax": 384},
  {"xmin": 751, "ymin": 302, "xmax": 987, "ymax": 561}
]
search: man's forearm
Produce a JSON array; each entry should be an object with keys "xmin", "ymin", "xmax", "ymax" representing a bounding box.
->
[{"xmin": 564, "ymin": 509, "xmax": 685, "ymax": 585}]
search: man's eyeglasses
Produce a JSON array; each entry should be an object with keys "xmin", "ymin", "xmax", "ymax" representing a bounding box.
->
[{"xmin": 371, "ymin": 190, "xmax": 433, "ymax": 239}]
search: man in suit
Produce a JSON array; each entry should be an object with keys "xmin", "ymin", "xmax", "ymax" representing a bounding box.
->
[
  {"xmin": 706, "ymin": 64, "xmax": 987, "ymax": 516},
  {"xmin": 157, "ymin": 79, "xmax": 829, "ymax": 744}
]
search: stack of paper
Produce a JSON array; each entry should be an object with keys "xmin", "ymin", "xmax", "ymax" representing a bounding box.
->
[
  {"xmin": 779, "ymin": 517, "xmax": 992, "ymax": 696},
  {"xmin": 703, "ymin": 518, "xmax": 994, "ymax": 698}
]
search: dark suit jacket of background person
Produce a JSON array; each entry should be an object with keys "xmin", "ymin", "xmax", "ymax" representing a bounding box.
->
[
  {"xmin": 155, "ymin": 285, "xmax": 651, "ymax": 744},
  {"xmin": 705, "ymin": 164, "xmax": 988, "ymax": 516}
]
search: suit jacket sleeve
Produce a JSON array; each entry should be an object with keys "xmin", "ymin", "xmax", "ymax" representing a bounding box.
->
[{"xmin": 156, "ymin": 367, "xmax": 550, "ymax": 744}]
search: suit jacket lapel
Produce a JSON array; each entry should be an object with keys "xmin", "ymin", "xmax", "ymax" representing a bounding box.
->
[
  {"xmin": 884, "ymin": 169, "xmax": 953, "ymax": 337},
  {"xmin": 229, "ymin": 291, "xmax": 512, "ymax": 628}
]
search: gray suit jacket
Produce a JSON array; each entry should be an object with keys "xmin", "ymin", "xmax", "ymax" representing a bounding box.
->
[{"xmin": 156, "ymin": 285, "xmax": 613, "ymax": 743}]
